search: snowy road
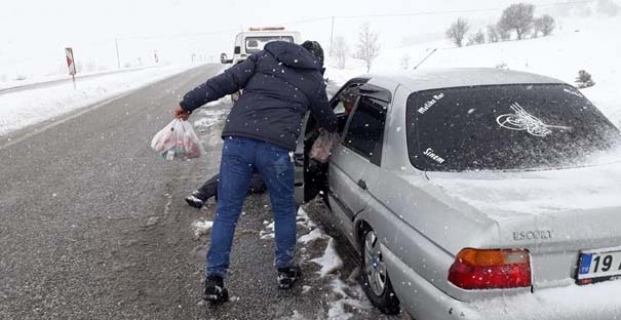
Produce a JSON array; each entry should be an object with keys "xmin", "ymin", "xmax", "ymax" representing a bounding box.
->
[{"xmin": 0, "ymin": 64, "xmax": 409, "ymax": 319}]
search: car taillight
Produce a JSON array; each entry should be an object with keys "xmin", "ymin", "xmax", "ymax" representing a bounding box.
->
[{"xmin": 448, "ymin": 248, "xmax": 531, "ymax": 290}]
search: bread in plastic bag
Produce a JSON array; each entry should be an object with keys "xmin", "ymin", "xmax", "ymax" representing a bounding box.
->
[
  {"xmin": 310, "ymin": 131, "xmax": 340, "ymax": 163},
  {"xmin": 151, "ymin": 119, "xmax": 202, "ymax": 160}
]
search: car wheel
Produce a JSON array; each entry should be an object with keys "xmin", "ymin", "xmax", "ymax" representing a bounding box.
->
[{"xmin": 360, "ymin": 227, "xmax": 400, "ymax": 315}]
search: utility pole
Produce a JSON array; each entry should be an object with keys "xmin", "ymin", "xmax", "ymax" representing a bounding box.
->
[
  {"xmin": 115, "ymin": 38, "xmax": 121, "ymax": 69},
  {"xmin": 329, "ymin": 16, "xmax": 335, "ymax": 55}
]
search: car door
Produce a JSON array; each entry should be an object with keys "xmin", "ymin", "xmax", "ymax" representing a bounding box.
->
[
  {"xmin": 327, "ymin": 84, "xmax": 392, "ymax": 239},
  {"xmin": 293, "ymin": 79, "xmax": 368, "ymax": 205}
]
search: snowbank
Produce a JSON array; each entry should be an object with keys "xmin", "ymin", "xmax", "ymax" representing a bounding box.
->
[
  {"xmin": 191, "ymin": 219, "xmax": 214, "ymax": 238},
  {"xmin": 310, "ymin": 237, "xmax": 344, "ymax": 277},
  {"xmin": 0, "ymin": 64, "xmax": 203, "ymax": 136}
]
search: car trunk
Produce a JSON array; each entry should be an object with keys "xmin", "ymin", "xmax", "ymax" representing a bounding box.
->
[{"xmin": 425, "ymin": 162, "xmax": 621, "ymax": 289}]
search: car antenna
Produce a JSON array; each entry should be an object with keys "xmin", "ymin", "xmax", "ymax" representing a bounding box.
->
[{"xmin": 413, "ymin": 48, "xmax": 438, "ymax": 71}]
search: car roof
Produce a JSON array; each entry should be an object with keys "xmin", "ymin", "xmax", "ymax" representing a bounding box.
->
[{"xmin": 367, "ymin": 68, "xmax": 565, "ymax": 93}]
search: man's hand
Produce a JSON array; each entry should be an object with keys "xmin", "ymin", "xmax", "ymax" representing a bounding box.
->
[{"xmin": 174, "ymin": 104, "xmax": 191, "ymax": 120}]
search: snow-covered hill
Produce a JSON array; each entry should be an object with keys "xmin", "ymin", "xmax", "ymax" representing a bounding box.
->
[{"xmin": 329, "ymin": 16, "xmax": 621, "ymax": 127}]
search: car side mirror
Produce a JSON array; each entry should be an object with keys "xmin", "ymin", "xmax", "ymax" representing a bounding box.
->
[{"xmin": 220, "ymin": 53, "xmax": 232, "ymax": 64}]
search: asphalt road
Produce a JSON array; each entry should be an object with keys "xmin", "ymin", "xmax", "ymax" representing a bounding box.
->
[{"xmin": 0, "ymin": 64, "xmax": 410, "ymax": 320}]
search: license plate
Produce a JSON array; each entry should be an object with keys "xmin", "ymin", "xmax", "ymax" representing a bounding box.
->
[{"xmin": 577, "ymin": 248, "xmax": 621, "ymax": 285}]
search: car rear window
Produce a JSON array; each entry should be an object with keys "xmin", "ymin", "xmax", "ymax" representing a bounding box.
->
[{"xmin": 406, "ymin": 84, "xmax": 621, "ymax": 171}]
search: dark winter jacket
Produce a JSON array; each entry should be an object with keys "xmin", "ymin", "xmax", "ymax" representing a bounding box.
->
[{"xmin": 179, "ymin": 41, "xmax": 338, "ymax": 151}]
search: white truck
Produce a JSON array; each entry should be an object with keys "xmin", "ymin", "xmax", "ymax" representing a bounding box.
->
[{"xmin": 220, "ymin": 27, "xmax": 302, "ymax": 66}]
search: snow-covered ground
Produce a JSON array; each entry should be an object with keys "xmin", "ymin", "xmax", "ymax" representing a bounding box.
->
[
  {"xmin": 326, "ymin": 17, "xmax": 621, "ymax": 127},
  {"xmin": 193, "ymin": 206, "xmax": 372, "ymax": 320},
  {"xmin": 0, "ymin": 64, "xmax": 204, "ymax": 136},
  {"xmin": 0, "ymin": 65, "xmax": 167, "ymax": 91}
]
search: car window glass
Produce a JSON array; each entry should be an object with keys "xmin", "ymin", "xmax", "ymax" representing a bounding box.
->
[
  {"xmin": 343, "ymin": 96, "xmax": 387, "ymax": 166},
  {"xmin": 407, "ymin": 84, "xmax": 621, "ymax": 171},
  {"xmin": 332, "ymin": 84, "xmax": 362, "ymax": 134}
]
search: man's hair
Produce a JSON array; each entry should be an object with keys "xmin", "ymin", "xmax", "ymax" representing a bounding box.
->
[{"xmin": 301, "ymin": 40, "xmax": 324, "ymax": 68}]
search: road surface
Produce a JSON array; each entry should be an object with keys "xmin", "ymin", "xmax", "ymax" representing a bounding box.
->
[{"xmin": 0, "ymin": 64, "xmax": 409, "ymax": 320}]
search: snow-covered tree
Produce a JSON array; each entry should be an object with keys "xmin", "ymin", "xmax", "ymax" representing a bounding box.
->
[
  {"xmin": 468, "ymin": 30, "xmax": 486, "ymax": 45},
  {"xmin": 499, "ymin": 3, "xmax": 535, "ymax": 40},
  {"xmin": 497, "ymin": 21, "xmax": 512, "ymax": 41},
  {"xmin": 533, "ymin": 15, "xmax": 555, "ymax": 37},
  {"xmin": 487, "ymin": 25, "xmax": 500, "ymax": 43},
  {"xmin": 597, "ymin": 0, "xmax": 620, "ymax": 17},
  {"xmin": 446, "ymin": 17, "xmax": 470, "ymax": 47},
  {"xmin": 400, "ymin": 54, "xmax": 410, "ymax": 70},
  {"xmin": 355, "ymin": 22, "xmax": 381, "ymax": 72},
  {"xmin": 540, "ymin": 15, "xmax": 556, "ymax": 36},
  {"xmin": 576, "ymin": 70, "xmax": 595, "ymax": 88},
  {"xmin": 533, "ymin": 18, "xmax": 543, "ymax": 38},
  {"xmin": 332, "ymin": 36, "xmax": 350, "ymax": 69}
]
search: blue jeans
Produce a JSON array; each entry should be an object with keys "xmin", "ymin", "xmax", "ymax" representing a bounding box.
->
[{"xmin": 206, "ymin": 137, "xmax": 297, "ymax": 278}]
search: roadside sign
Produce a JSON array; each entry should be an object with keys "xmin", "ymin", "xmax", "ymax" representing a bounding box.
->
[{"xmin": 65, "ymin": 48, "xmax": 76, "ymax": 76}]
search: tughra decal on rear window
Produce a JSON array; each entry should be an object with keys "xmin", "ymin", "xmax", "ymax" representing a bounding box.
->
[
  {"xmin": 424, "ymin": 148, "xmax": 446, "ymax": 164},
  {"xmin": 417, "ymin": 93, "xmax": 445, "ymax": 115},
  {"xmin": 496, "ymin": 103, "xmax": 572, "ymax": 137}
]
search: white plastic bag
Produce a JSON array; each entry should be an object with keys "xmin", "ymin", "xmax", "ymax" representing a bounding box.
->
[
  {"xmin": 310, "ymin": 131, "xmax": 340, "ymax": 163},
  {"xmin": 151, "ymin": 119, "xmax": 202, "ymax": 160}
]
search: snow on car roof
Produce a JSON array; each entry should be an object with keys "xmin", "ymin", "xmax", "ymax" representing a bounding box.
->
[{"xmin": 370, "ymin": 68, "xmax": 565, "ymax": 93}]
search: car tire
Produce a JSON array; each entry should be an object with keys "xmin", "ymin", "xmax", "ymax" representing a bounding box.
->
[{"xmin": 359, "ymin": 227, "xmax": 400, "ymax": 315}]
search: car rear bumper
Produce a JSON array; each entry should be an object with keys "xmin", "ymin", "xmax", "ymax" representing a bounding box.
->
[{"xmin": 382, "ymin": 244, "xmax": 621, "ymax": 320}]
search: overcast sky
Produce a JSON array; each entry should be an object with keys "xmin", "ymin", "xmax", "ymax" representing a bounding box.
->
[{"xmin": 0, "ymin": 0, "xmax": 618, "ymax": 78}]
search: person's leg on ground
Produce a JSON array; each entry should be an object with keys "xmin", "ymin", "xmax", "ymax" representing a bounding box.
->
[
  {"xmin": 186, "ymin": 174, "xmax": 220, "ymax": 209},
  {"xmin": 256, "ymin": 142, "xmax": 300, "ymax": 289},
  {"xmin": 196, "ymin": 174, "xmax": 220, "ymax": 200},
  {"xmin": 204, "ymin": 137, "xmax": 255, "ymax": 301}
]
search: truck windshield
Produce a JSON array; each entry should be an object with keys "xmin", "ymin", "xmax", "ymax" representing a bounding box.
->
[{"xmin": 245, "ymin": 36, "xmax": 294, "ymax": 53}]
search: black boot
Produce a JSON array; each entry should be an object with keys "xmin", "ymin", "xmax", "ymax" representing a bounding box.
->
[
  {"xmin": 277, "ymin": 266, "xmax": 302, "ymax": 290},
  {"xmin": 203, "ymin": 275, "xmax": 229, "ymax": 303},
  {"xmin": 185, "ymin": 191, "xmax": 205, "ymax": 209}
]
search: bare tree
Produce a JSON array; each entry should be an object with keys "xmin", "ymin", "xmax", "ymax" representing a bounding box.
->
[
  {"xmin": 400, "ymin": 54, "xmax": 410, "ymax": 70},
  {"xmin": 533, "ymin": 18, "xmax": 543, "ymax": 38},
  {"xmin": 497, "ymin": 21, "xmax": 512, "ymax": 41},
  {"xmin": 498, "ymin": 3, "xmax": 535, "ymax": 40},
  {"xmin": 468, "ymin": 30, "xmax": 486, "ymax": 45},
  {"xmin": 597, "ymin": 0, "xmax": 620, "ymax": 17},
  {"xmin": 445, "ymin": 17, "xmax": 470, "ymax": 47},
  {"xmin": 332, "ymin": 36, "xmax": 350, "ymax": 69},
  {"xmin": 487, "ymin": 25, "xmax": 500, "ymax": 43},
  {"xmin": 540, "ymin": 14, "xmax": 556, "ymax": 36},
  {"xmin": 355, "ymin": 22, "xmax": 381, "ymax": 72}
]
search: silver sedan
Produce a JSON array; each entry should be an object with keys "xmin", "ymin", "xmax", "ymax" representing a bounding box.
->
[{"xmin": 295, "ymin": 68, "xmax": 621, "ymax": 319}]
